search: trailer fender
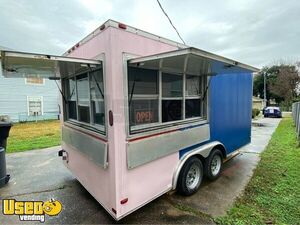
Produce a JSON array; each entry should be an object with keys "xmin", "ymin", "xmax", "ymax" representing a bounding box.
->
[{"xmin": 172, "ymin": 141, "xmax": 226, "ymax": 190}]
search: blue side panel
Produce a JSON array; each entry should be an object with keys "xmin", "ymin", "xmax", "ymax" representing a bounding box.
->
[
  {"xmin": 179, "ymin": 70, "xmax": 253, "ymax": 158},
  {"xmin": 209, "ymin": 72, "xmax": 252, "ymax": 154}
]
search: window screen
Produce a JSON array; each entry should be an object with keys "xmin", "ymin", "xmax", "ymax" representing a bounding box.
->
[
  {"xmin": 66, "ymin": 77, "xmax": 77, "ymax": 120},
  {"xmin": 128, "ymin": 67, "xmax": 158, "ymax": 95},
  {"xmin": 130, "ymin": 99, "xmax": 159, "ymax": 126},
  {"xmin": 127, "ymin": 67, "xmax": 207, "ymax": 132},
  {"xmin": 90, "ymin": 70, "xmax": 105, "ymax": 126},
  {"xmin": 186, "ymin": 75, "xmax": 201, "ymax": 96},
  {"xmin": 77, "ymin": 73, "xmax": 90, "ymax": 123},
  {"xmin": 185, "ymin": 75, "xmax": 202, "ymax": 119},
  {"xmin": 162, "ymin": 73, "xmax": 183, "ymax": 122},
  {"xmin": 162, "ymin": 100, "xmax": 182, "ymax": 122},
  {"xmin": 162, "ymin": 73, "xmax": 183, "ymax": 97},
  {"xmin": 185, "ymin": 99, "xmax": 201, "ymax": 118},
  {"xmin": 128, "ymin": 67, "xmax": 159, "ymax": 126},
  {"xmin": 63, "ymin": 66, "xmax": 105, "ymax": 131}
]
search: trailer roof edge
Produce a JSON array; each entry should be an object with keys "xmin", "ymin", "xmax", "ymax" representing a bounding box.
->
[
  {"xmin": 62, "ymin": 19, "xmax": 188, "ymax": 56},
  {"xmin": 62, "ymin": 19, "xmax": 260, "ymax": 72}
]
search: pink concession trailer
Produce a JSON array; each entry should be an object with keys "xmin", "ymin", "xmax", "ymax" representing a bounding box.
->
[{"xmin": 0, "ymin": 20, "xmax": 259, "ymax": 220}]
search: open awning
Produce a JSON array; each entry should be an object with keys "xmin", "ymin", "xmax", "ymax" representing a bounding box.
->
[
  {"xmin": 128, "ymin": 47, "xmax": 259, "ymax": 76},
  {"xmin": 0, "ymin": 50, "xmax": 101, "ymax": 79}
]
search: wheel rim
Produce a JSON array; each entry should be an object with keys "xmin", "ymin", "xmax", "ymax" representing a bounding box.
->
[
  {"xmin": 186, "ymin": 163, "xmax": 201, "ymax": 190},
  {"xmin": 211, "ymin": 154, "xmax": 222, "ymax": 176}
]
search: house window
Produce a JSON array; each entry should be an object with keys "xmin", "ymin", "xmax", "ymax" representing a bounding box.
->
[
  {"xmin": 28, "ymin": 96, "xmax": 43, "ymax": 116},
  {"xmin": 63, "ymin": 67, "xmax": 105, "ymax": 130},
  {"xmin": 128, "ymin": 67, "xmax": 207, "ymax": 132},
  {"xmin": 26, "ymin": 78, "xmax": 44, "ymax": 85},
  {"xmin": 128, "ymin": 67, "xmax": 159, "ymax": 126}
]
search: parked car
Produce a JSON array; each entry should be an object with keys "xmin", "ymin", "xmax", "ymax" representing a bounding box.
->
[{"xmin": 264, "ymin": 106, "xmax": 282, "ymax": 118}]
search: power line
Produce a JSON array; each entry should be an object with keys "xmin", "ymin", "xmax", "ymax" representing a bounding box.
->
[{"xmin": 156, "ymin": 0, "xmax": 186, "ymax": 45}]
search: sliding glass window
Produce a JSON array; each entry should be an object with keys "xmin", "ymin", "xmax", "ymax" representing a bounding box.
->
[
  {"xmin": 66, "ymin": 77, "xmax": 77, "ymax": 120},
  {"xmin": 162, "ymin": 73, "xmax": 183, "ymax": 122},
  {"xmin": 128, "ymin": 66, "xmax": 207, "ymax": 132},
  {"xmin": 185, "ymin": 75, "xmax": 202, "ymax": 119},
  {"xmin": 128, "ymin": 67, "xmax": 159, "ymax": 127},
  {"xmin": 77, "ymin": 73, "xmax": 90, "ymax": 123},
  {"xmin": 90, "ymin": 70, "xmax": 105, "ymax": 126},
  {"xmin": 63, "ymin": 67, "xmax": 105, "ymax": 132}
]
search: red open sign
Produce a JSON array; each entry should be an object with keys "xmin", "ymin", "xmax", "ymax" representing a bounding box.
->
[{"xmin": 135, "ymin": 110, "xmax": 154, "ymax": 124}]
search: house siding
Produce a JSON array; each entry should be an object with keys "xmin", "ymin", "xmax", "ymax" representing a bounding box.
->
[{"xmin": 0, "ymin": 71, "xmax": 59, "ymax": 122}]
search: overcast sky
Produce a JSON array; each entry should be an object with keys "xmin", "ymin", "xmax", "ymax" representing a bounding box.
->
[{"xmin": 0, "ymin": 0, "xmax": 299, "ymax": 67}]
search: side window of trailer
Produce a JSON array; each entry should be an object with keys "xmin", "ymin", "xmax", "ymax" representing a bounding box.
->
[
  {"xmin": 128, "ymin": 67, "xmax": 159, "ymax": 126},
  {"xmin": 162, "ymin": 73, "xmax": 183, "ymax": 122},
  {"xmin": 64, "ymin": 68, "xmax": 105, "ymax": 130},
  {"xmin": 185, "ymin": 75, "xmax": 202, "ymax": 118},
  {"xmin": 66, "ymin": 77, "xmax": 77, "ymax": 120},
  {"xmin": 90, "ymin": 69, "xmax": 105, "ymax": 125},
  {"xmin": 128, "ymin": 66, "xmax": 207, "ymax": 131}
]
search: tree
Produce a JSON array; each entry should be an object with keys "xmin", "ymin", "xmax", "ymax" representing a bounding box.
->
[
  {"xmin": 253, "ymin": 63, "xmax": 300, "ymax": 107},
  {"xmin": 253, "ymin": 66, "xmax": 284, "ymax": 104},
  {"xmin": 269, "ymin": 65, "xmax": 300, "ymax": 106}
]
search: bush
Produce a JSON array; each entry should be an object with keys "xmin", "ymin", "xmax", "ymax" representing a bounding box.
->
[{"xmin": 252, "ymin": 108, "xmax": 260, "ymax": 118}]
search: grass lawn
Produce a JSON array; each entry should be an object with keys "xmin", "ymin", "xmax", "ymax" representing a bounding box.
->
[
  {"xmin": 216, "ymin": 117, "xmax": 300, "ymax": 225},
  {"xmin": 6, "ymin": 120, "xmax": 61, "ymax": 153}
]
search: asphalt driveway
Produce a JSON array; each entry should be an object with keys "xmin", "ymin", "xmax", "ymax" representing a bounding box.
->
[{"xmin": 0, "ymin": 118, "xmax": 281, "ymax": 224}]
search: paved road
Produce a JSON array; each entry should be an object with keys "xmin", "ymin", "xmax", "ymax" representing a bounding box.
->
[{"xmin": 0, "ymin": 118, "xmax": 281, "ymax": 224}]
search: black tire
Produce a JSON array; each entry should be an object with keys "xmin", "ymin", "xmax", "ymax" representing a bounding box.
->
[
  {"xmin": 177, "ymin": 156, "xmax": 203, "ymax": 196},
  {"xmin": 204, "ymin": 149, "xmax": 223, "ymax": 181}
]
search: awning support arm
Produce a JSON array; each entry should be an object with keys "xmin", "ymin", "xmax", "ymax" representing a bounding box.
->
[
  {"xmin": 129, "ymin": 79, "xmax": 136, "ymax": 106},
  {"xmin": 89, "ymin": 65, "xmax": 104, "ymax": 99},
  {"xmin": 54, "ymin": 80, "xmax": 67, "ymax": 103},
  {"xmin": 202, "ymin": 77, "xmax": 212, "ymax": 101}
]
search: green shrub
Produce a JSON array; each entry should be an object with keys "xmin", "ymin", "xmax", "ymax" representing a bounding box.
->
[{"xmin": 252, "ymin": 108, "xmax": 260, "ymax": 118}]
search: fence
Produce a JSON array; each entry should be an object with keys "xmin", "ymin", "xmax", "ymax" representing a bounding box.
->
[{"xmin": 292, "ymin": 102, "xmax": 300, "ymax": 138}]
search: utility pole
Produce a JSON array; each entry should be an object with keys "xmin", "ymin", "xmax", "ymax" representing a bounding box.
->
[{"xmin": 263, "ymin": 71, "xmax": 267, "ymax": 108}]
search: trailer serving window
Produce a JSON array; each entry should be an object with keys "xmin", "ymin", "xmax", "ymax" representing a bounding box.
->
[
  {"xmin": 185, "ymin": 74, "xmax": 204, "ymax": 118},
  {"xmin": 0, "ymin": 50, "xmax": 104, "ymax": 132},
  {"xmin": 162, "ymin": 72, "xmax": 183, "ymax": 122},
  {"xmin": 128, "ymin": 67, "xmax": 159, "ymax": 126},
  {"xmin": 63, "ymin": 67, "xmax": 105, "ymax": 131},
  {"xmin": 128, "ymin": 47, "xmax": 259, "ymax": 134},
  {"xmin": 127, "ymin": 50, "xmax": 211, "ymax": 133},
  {"xmin": 128, "ymin": 68, "xmax": 207, "ymax": 131}
]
